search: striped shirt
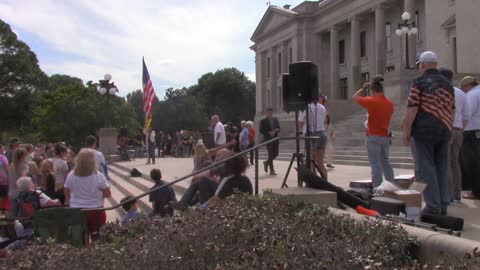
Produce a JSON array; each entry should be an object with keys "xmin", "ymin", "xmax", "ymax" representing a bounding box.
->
[{"xmin": 407, "ymin": 69, "xmax": 455, "ymax": 140}]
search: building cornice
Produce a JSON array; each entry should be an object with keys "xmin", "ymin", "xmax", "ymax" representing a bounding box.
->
[{"xmin": 250, "ymin": 5, "xmax": 299, "ymax": 42}]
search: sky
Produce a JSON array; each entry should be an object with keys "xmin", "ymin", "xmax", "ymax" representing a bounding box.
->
[{"xmin": 0, "ymin": 0, "xmax": 305, "ymax": 98}]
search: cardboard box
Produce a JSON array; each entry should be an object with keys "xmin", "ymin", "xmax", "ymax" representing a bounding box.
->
[
  {"xmin": 384, "ymin": 182, "xmax": 427, "ymax": 208},
  {"xmin": 349, "ymin": 179, "xmax": 373, "ymax": 189},
  {"xmin": 270, "ymin": 187, "xmax": 337, "ymax": 208},
  {"xmin": 393, "ymin": 175, "xmax": 415, "ymax": 189}
]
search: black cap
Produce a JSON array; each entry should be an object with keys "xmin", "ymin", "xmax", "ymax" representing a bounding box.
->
[
  {"xmin": 372, "ymin": 75, "xmax": 384, "ymax": 85},
  {"xmin": 439, "ymin": 68, "xmax": 453, "ymax": 81},
  {"xmin": 266, "ymin": 108, "xmax": 273, "ymax": 112}
]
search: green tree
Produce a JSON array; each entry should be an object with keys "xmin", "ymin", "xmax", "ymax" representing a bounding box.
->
[
  {"xmin": 188, "ymin": 68, "xmax": 255, "ymax": 123},
  {"xmin": 48, "ymin": 74, "xmax": 83, "ymax": 91},
  {"xmin": 151, "ymin": 88, "xmax": 207, "ymax": 134},
  {"xmin": 0, "ymin": 19, "xmax": 48, "ymax": 131},
  {"xmin": 33, "ymin": 84, "xmax": 140, "ymax": 148},
  {"xmin": 126, "ymin": 89, "xmax": 144, "ymax": 126}
]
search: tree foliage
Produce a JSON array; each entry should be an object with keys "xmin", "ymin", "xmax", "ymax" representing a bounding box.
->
[
  {"xmin": 0, "ymin": 18, "xmax": 255, "ymax": 142},
  {"xmin": 128, "ymin": 68, "xmax": 255, "ymax": 135},
  {"xmin": 0, "ymin": 19, "xmax": 48, "ymax": 130},
  {"xmin": 32, "ymin": 84, "xmax": 140, "ymax": 148},
  {"xmin": 126, "ymin": 89, "xmax": 144, "ymax": 126},
  {"xmin": 48, "ymin": 74, "xmax": 83, "ymax": 91},
  {"xmin": 151, "ymin": 88, "xmax": 207, "ymax": 134},
  {"xmin": 188, "ymin": 68, "xmax": 255, "ymax": 124}
]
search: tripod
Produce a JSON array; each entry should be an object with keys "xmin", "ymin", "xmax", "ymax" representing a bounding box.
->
[
  {"xmin": 281, "ymin": 105, "xmax": 325, "ymax": 188},
  {"xmin": 281, "ymin": 109, "xmax": 303, "ymax": 188}
]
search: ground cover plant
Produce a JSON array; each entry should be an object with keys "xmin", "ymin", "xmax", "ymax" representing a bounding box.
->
[{"xmin": 1, "ymin": 195, "xmax": 479, "ymax": 269}]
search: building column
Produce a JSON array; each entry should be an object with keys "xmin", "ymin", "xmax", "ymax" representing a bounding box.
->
[
  {"xmin": 405, "ymin": 0, "xmax": 416, "ymax": 67},
  {"xmin": 375, "ymin": 6, "xmax": 386, "ymax": 75},
  {"xmin": 281, "ymin": 41, "xmax": 289, "ymax": 111},
  {"xmin": 271, "ymin": 46, "xmax": 278, "ymax": 112},
  {"xmin": 350, "ymin": 16, "xmax": 361, "ymax": 94},
  {"xmin": 255, "ymin": 52, "xmax": 263, "ymax": 115},
  {"xmin": 330, "ymin": 26, "xmax": 339, "ymax": 99},
  {"xmin": 282, "ymin": 41, "xmax": 289, "ymax": 72}
]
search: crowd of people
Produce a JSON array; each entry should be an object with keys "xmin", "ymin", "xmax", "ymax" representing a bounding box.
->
[
  {"xmin": 0, "ymin": 115, "xmax": 259, "ymax": 249},
  {"xmin": 353, "ymin": 50, "xmax": 480, "ymax": 216},
  {"xmin": 0, "ymin": 136, "xmax": 110, "ymax": 242}
]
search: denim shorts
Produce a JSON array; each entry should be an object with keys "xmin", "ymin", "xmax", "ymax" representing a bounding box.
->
[{"xmin": 309, "ymin": 131, "xmax": 327, "ymax": 151}]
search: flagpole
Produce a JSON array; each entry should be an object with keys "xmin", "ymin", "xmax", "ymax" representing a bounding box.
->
[
  {"xmin": 145, "ymin": 117, "xmax": 148, "ymax": 161},
  {"xmin": 143, "ymin": 56, "xmax": 149, "ymax": 161}
]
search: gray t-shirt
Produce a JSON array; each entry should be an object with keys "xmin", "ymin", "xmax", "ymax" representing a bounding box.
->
[
  {"xmin": 51, "ymin": 157, "xmax": 68, "ymax": 190},
  {"xmin": 8, "ymin": 163, "xmax": 29, "ymax": 198}
]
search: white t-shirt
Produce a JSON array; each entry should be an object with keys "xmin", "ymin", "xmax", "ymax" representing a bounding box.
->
[
  {"xmin": 298, "ymin": 103, "xmax": 326, "ymax": 133},
  {"xmin": 36, "ymin": 190, "xmax": 53, "ymax": 208},
  {"xmin": 465, "ymin": 86, "xmax": 480, "ymax": 131},
  {"xmin": 51, "ymin": 157, "xmax": 68, "ymax": 190},
  {"xmin": 92, "ymin": 149, "xmax": 106, "ymax": 175},
  {"xmin": 214, "ymin": 122, "xmax": 226, "ymax": 145},
  {"xmin": 64, "ymin": 171, "xmax": 109, "ymax": 208},
  {"xmin": 453, "ymin": 87, "xmax": 467, "ymax": 129}
]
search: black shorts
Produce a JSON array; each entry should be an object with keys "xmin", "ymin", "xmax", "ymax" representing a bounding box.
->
[
  {"xmin": 0, "ymin": 185, "xmax": 8, "ymax": 197},
  {"xmin": 309, "ymin": 131, "xmax": 327, "ymax": 151}
]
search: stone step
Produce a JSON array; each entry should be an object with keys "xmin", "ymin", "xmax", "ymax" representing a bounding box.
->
[
  {"xmin": 110, "ymin": 165, "xmax": 185, "ymax": 201},
  {"xmin": 109, "ymin": 163, "xmax": 188, "ymax": 195},
  {"xmin": 259, "ymin": 148, "xmax": 412, "ymax": 157},
  {"xmin": 271, "ymin": 141, "xmax": 411, "ymax": 151},
  {"xmin": 104, "ymin": 193, "xmax": 121, "ymax": 223},
  {"xmin": 106, "ymin": 183, "xmax": 129, "ymax": 222},
  {"xmin": 258, "ymin": 152, "xmax": 412, "ymax": 163},
  {"xmin": 257, "ymin": 154, "xmax": 414, "ymax": 169},
  {"xmin": 332, "ymin": 159, "xmax": 414, "ymax": 170},
  {"xmin": 109, "ymin": 173, "xmax": 153, "ymax": 214}
]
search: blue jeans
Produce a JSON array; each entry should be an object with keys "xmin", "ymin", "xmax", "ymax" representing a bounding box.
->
[
  {"xmin": 9, "ymin": 195, "xmax": 18, "ymax": 217},
  {"xmin": 413, "ymin": 138, "xmax": 450, "ymax": 214},
  {"xmin": 366, "ymin": 136, "xmax": 394, "ymax": 187}
]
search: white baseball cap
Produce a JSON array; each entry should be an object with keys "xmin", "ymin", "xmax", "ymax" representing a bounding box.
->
[{"xmin": 416, "ymin": 51, "xmax": 438, "ymax": 64}]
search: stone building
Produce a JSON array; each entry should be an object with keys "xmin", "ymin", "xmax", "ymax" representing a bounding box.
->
[{"xmin": 250, "ymin": 0, "xmax": 480, "ymax": 134}]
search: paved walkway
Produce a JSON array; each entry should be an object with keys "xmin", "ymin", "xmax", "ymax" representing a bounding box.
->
[{"xmin": 114, "ymin": 157, "xmax": 480, "ymax": 242}]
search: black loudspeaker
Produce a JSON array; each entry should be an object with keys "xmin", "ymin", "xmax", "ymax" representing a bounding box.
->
[
  {"xmin": 370, "ymin": 197, "xmax": 406, "ymax": 216},
  {"xmin": 420, "ymin": 212, "xmax": 464, "ymax": 231},
  {"xmin": 284, "ymin": 61, "xmax": 319, "ymax": 112},
  {"xmin": 299, "ymin": 167, "xmax": 370, "ymax": 209},
  {"xmin": 120, "ymin": 127, "xmax": 128, "ymax": 137},
  {"xmin": 130, "ymin": 168, "xmax": 142, "ymax": 177}
]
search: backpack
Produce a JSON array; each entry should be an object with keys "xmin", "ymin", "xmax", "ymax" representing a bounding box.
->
[
  {"xmin": 16, "ymin": 191, "xmax": 41, "ymax": 218},
  {"xmin": 130, "ymin": 168, "xmax": 142, "ymax": 177}
]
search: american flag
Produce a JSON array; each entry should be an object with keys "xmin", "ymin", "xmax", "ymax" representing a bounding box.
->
[{"xmin": 142, "ymin": 58, "xmax": 157, "ymax": 128}]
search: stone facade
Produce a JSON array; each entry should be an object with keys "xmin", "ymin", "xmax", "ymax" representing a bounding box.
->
[{"xmin": 251, "ymin": 0, "xmax": 480, "ymax": 135}]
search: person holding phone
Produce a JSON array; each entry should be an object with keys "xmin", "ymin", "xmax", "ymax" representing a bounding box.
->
[{"xmin": 352, "ymin": 75, "xmax": 395, "ymax": 188}]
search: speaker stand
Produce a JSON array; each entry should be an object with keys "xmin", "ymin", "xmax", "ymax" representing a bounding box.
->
[
  {"xmin": 281, "ymin": 110, "xmax": 304, "ymax": 188},
  {"xmin": 281, "ymin": 152, "xmax": 304, "ymax": 188}
]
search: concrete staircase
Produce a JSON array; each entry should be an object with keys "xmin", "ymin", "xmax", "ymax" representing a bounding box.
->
[
  {"xmin": 103, "ymin": 163, "xmax": 187, "ymax": 222},
  {"xmin": 261, "ymin": 99, "xmax": 414, "ymax": 169}
]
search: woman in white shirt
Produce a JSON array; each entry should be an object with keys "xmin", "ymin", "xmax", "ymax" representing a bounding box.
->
[
  {"xmin": 64, "ymin": 148, "xmax": 111, "ymax": 238},
  {"xmin": 51, "ymin": 143, "xmax": 69, "ymax": 191}
]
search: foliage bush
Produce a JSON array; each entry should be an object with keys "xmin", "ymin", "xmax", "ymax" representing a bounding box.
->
[{"xmin": 1, "ymin": 195, "xmax": 479, "ymax": 269}]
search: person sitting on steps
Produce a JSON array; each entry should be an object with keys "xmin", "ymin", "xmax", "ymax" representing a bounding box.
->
[{"xmin": 149, "ymin": 169, "xmax": 176, "ymax": 217}]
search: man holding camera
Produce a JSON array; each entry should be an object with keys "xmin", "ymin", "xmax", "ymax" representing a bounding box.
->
[{"xmin": 352, "ymin": 75, "xmax": 395, "ymax": 188}]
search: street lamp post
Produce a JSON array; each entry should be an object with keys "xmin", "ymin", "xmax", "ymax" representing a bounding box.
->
[
  {"xmin": 395, "ymin": 12, "xmax": 418, "ymax": 69},
  {"xmin": 97, "ymin": 73, "xmax": 118, "ymax": 127}
]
